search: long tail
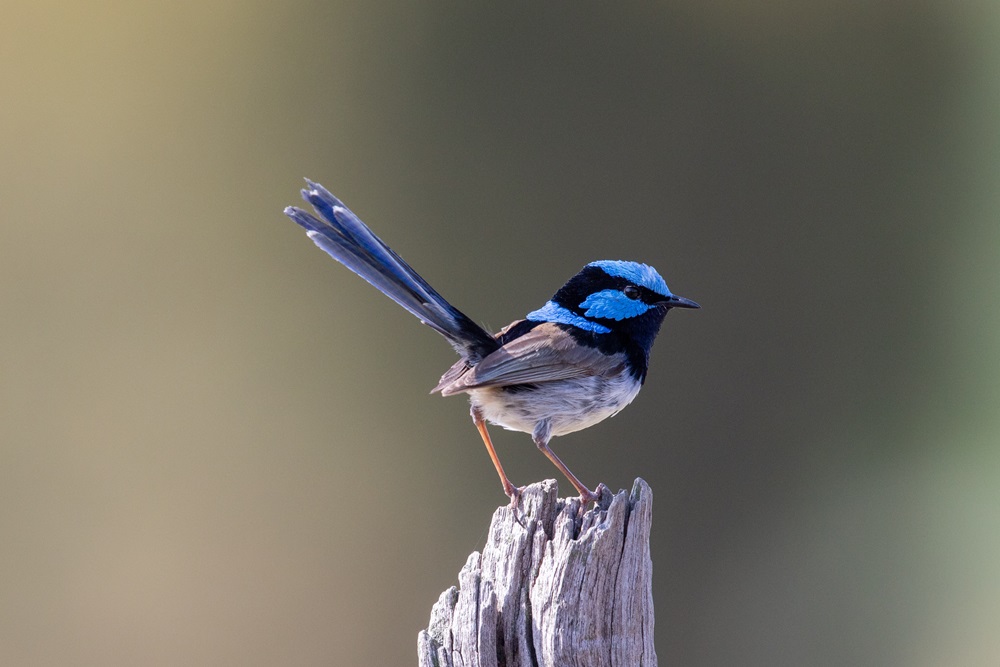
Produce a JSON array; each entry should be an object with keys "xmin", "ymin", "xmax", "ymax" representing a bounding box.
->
[{"xmin": 284, "ymin": 180, "xmax": 499, "ymax": 363}]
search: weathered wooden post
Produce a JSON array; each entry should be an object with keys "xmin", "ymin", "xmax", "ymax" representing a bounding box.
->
[{"xmin": 418, "ymin": 478, "xmax": 656, "ymax": 667}]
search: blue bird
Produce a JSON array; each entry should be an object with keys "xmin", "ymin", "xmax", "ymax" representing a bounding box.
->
[{"xmin": 284, "ymin": 181, "xmax": 699, "ymax": 507}]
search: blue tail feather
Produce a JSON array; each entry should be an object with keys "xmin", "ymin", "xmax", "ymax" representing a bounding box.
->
[{"xmin": 284, "ymin": 181, "xmax": 498, "ymax": 362}]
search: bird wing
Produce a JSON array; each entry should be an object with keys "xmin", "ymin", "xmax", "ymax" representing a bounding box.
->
[{"xmin": 435, "ymin": 322, "xmax": 625, "ymax": 395}]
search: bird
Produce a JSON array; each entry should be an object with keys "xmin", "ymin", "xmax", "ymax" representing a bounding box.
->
[{"xmin": 283, "ymin": 180, "xmax": 699, "ymax": 508}]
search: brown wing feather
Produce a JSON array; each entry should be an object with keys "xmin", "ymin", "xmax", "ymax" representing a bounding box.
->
[{"xmin": 434, "ymin": 322, "xmax": 623, "ymax": 396}]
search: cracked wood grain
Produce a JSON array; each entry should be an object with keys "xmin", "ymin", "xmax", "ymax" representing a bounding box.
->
[{"xmin": 418, "ymin": 479, "xmax": 656, "ymax": 667}]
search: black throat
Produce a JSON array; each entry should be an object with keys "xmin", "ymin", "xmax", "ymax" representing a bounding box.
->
[{"xmin": 566, "ymin": 307, "xmax": 669, "ymax": 383}]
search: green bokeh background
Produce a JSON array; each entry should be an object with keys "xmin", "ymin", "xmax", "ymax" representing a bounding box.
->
[{"xmin": 3, "ymin": 2, "xmax": 998, "ymax": 665}]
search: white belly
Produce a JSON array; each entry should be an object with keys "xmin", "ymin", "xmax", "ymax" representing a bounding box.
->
[{"xmin": 469, "ymin": 374, "xmax": 642, "ymax": 438}]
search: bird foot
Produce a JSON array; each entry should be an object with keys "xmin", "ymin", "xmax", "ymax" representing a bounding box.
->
[
  {"xmin": 576, "ymin": 483, "xmax": 609, "ymax": 516},
  {"xmin": 504, "ymin": 484, "xmax": 527, "ymax": 525}
]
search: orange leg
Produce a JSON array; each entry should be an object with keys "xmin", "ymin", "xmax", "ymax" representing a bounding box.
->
[
  {"xmin": 533, "ymin": 432, "xmax": 599, "ymax": 505},
  {"xmin": 471, "ymin": 406, "xmax": 520, "ymax": 503}
]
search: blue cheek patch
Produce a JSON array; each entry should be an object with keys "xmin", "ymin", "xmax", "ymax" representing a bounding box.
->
[
  {"xmin": 580, "ymin": 290, "xmax": 653, "ymax": 321},
  {"xmin": 526, "ymin": 301, "xmax": 612, "ymax": 334}
]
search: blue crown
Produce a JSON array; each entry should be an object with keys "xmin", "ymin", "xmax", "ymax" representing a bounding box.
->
[{"xmin": 587, "ymin": 260, "xmax": 671, "ymax": 297}]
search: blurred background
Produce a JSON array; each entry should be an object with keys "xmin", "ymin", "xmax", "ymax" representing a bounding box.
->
[{"xmin": 2, "ymin": 1, "xmax": 998, "ymax": 665}]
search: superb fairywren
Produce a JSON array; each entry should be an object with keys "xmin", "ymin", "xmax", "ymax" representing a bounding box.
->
[{"xmin": 284, "ymin": 181, "xmax": 699, "ymax": 507}]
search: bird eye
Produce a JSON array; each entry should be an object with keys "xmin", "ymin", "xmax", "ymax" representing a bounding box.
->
[{"xmin": 623, "ymin": 285, "xmax": 640, "ymax": 300}]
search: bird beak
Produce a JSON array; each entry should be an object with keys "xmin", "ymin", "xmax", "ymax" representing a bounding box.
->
[{"xmin": 661, "ymin": 294, "xmax": 700, "ymax": 309}]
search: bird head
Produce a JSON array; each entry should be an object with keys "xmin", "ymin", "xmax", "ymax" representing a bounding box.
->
[{"xmin": 530, "ymin": 260, "xmax": 699, "ymax": 350}]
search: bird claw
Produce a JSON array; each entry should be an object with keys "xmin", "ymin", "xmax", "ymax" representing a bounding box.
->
[
  {"xmin": 505, "ymin": 484, "xmax": 527, "ymax": 526},
  {"xmin": 575, "ymin": 482, "xmax": 609, "ymax": 516}
]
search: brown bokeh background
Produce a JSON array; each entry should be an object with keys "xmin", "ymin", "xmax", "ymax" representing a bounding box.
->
[{"xmin": 3, "ymin": 2, "xmax": 999, "ymax": 665}]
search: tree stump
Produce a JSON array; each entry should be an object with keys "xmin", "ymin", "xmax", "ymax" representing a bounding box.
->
[{"xmin": 418, "ymin": 478, "xmax": 656, "ymax": 667}]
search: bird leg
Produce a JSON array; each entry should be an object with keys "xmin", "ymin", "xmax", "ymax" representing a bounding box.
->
[
  {"xmin": 532, "ymin": 420, "xmax": 599, "ymax": 507},
  {"xmin": 471, "ymin": 406, "xmax": 521, "ymax": 508}
]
